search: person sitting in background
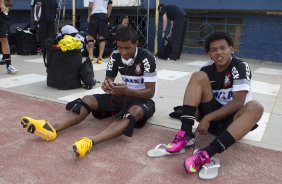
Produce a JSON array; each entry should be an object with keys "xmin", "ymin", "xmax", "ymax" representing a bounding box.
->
[
  {"xmin": 93, "ymin": 14, "xmax": 130, "ymax": 59},
  {"xmin": 111, "ymin": 14, "xmax": 130, "ymax": 35},
  {"xmin": 107, "ymin": 14, "xmax": 130, "ymax": 52}
]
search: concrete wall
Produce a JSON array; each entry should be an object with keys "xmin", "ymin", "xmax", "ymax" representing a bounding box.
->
[
  {"xmin": 184, "ymin": 13, "xmax": 282, "ymax": 62},
  {"xmin": 157, "ymin": 0, "xmax": 282, "ymax": 11},
  {"xmin": 12, "ymin": 0, "xmax": 282, "ymax": 11},
  {"xmin": 240, "ymin": 14, "xmax": 282, "ymax": 62},
  {"xmin": 8, "ymin": 0, "xmax": 282, "ymax": 62}
]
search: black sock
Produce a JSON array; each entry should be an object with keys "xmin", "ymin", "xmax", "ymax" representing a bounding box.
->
[
  {"xmin": 180, "ymin": 105, "xmax": 196, "ymax": 137},
  {"xmin": 203, "ymin": 131, "xmax": 236, "ymax": 157},
  {"xmin": 3, "ymin": 54, "xmax": 11, "ymax": 68}
]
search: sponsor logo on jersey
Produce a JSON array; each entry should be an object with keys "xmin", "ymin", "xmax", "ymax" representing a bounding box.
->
[
  {"xmin": 224, "ymin": 73, "xmax": 231, "ymax": 87},
  {"xmin": 122, "ymin": 77, "xmax": 144, "ymax": 84},
  {"xmin": 135, "ymin": 64, "xmax": 142, "ymax": 74},
  {"xmin": 213, "ymin": 88, "xmax": 233, "ymax": 105}
]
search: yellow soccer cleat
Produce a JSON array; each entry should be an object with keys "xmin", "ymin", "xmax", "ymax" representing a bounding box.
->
[
  {"xmin": 73, "ymin": 137, "xmax": 93, "ymax": 158},
  {"xmin": 96, "ymin": 58, "xmax": 103, "ymax": 64},
  {"xmin": 21, "ymin": 116, "xmax": 57, "ymax": 141}
]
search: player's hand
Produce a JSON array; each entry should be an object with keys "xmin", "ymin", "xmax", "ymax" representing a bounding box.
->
[
  {"xmin": 108, "ymin": 82, "xmax": 127, "ymax": 95},
  {"xmin": 0, "ymin": 3, "xmax": 6, "ymax": 11},
  {"xmin": 196, "ymin": 117, "xmax": 211, "ymax": 135},
  {"xmin": 87, "ymin": 16, "xmax": 90, "ymax": 23},
  {"xmin": 101, "ymin": 79, "xmax": 112, "ymax": 93},
  {"xmin": 167, "ymin": 32, "xmax": 172, "ymax": 38},
  {"xmin": 162, "ymin": 32, "xmax": 165, "ymax": 38}
]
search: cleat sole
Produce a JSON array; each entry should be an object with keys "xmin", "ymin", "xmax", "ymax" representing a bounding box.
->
[
  {"xmin": 21, "ymin": 117, "xmax": 56, "ymax": 141},
  {"xmin": 21, "ymin": 118, "xmax": 29, "ymax": 128},
  {"xmin": 183, "ymin": 162, "xmax": 193, "ymax": 175},
  {"xmin": 27, "ymin": 124, "xmax": 36, "ymax": 134},
  {"xmin": 73, "ymin": 145, "xmax": 80, "ymax": 157},
  {"xmin": 184, "ymin": 162, "xmax": 189, "ymax": 174}
]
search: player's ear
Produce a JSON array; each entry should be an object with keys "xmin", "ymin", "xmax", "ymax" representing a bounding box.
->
[{"xmin": 230, "ymin": 46, "xmax": 235, "ymax": 54}]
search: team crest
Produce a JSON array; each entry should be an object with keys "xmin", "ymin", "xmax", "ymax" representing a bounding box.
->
[
  {"xmin": 135, "ymin": 64, "xmax": 142, "ymax": 74},
  {"xmin": 224, "ymin": 74, "xmax": 231, "ymax": 87}
]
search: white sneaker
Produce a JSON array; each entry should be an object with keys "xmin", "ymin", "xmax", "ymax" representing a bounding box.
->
[
  {"xmin": 167, "ymin": 58, "xmax": 176, "ymax": 61},
  {"xmin": 7, "ymin": 65, "xmax": 18, "ymax": 74}
]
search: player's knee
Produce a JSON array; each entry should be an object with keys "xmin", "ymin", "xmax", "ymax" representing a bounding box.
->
[
  {"xmin": 0, "ymin": 37, "xmax": 8, "ymax": 43},
  {"xmin": 128, "ymin": 105, "xmax": 143, "ymax": 120},
  {"xmin": 65, "ymin": 96, "xmax": 95, "ymax": 114},
  {"xmin": 190, "ymin": 71, "xmax": 209, "ymax": 83},
  {"xmin": 115, "ymin": 110, "xmax": 137, "ymax": 137},
  {"xmin": 87, "ymin": 39, "xmax": 95, "ymax": 48},
  {"xmin": 82, "ymin": 95, "xmax": 97, "ymax": 109},
  {"xmin": 245, "ymin": 100, "xmax": 264, "ymax": 119}
]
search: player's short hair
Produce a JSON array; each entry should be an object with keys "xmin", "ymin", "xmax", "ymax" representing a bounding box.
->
[
  {"xmin": 205, "ymin": 32, "xmax": 234, "ymax": 53},
  {"xmin": 116, "ymin": 26, "xmax": 138, "ymax": 43}
]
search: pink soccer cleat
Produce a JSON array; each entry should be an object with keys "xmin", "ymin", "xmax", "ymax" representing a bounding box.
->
[
  {"xmin": 166, "ymin": 130, "xmax": 195, "ymax": 153},
  {"xmin": 184, "ymin": 149, "xmax": 211, "ymax": 174}
]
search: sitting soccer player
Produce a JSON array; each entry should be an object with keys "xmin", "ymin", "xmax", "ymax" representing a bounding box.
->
[
  {"xmin": 20, "ymin": 27, "xmax": 157, "ymax": 158},
  {"xmin": 165, "ymin": 31, "xmax": 263, "ymax": 174}
]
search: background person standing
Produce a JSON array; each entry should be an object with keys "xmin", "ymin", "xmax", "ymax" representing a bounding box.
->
[
  {"xmin": 87, "ymin": 0, "xmax": 112, "ymax": 64},
  {"xmin": 38, "ymin": 0, "xmax": 58, "ymax": 56},
  {"xmin": 158, "ymin": 4, "xmax": 187, "ymax": 61},
  {"xmin": 0, "ymin": 0, "xmax": 18, "ymax": 73},
  {"xmin": 30, "ymin": 0, "xmax": 41, "ymax": 54}
]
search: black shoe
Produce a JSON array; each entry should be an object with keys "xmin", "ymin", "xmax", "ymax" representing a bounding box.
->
[{"xmin": 0, "ymin": 59, "xmax": 6, "ymax": 65}]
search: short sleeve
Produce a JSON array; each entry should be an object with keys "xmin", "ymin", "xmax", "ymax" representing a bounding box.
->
[
  {"xmin": 142, "ymin": 54, "xmax": 157, "ymax": 83},
  {"xmin": 232, "ymin": 62, "xmax": 251, "ymax": 92},
  {"xmin": 159, "ymin": 6, "xmax": 167, "ymax": 17},
  {"xmin": 106, "ymin": 53, "xmax": 119, "ymax": 78}
]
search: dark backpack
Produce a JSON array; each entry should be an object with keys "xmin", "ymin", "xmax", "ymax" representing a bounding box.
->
[
  {"xmin": 80, "ymin": 57, "xmax": 96, "ymax": 89},
  {"xmin": 156, "ymin": 37, "xmax": 172, "ymax": 60},
  {"xmin": 43, "ymin": 38, "xmax": 83, "ymax": 90},
  {"xmin": 15, "ymin": 28, "xmax": 37, "ymax": 55}
]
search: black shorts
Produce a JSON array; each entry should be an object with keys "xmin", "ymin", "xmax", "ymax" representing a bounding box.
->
[
  {"xmin": 88, "ymin": 13, "xmax": 108, "ymax": 38},
  {"xmin": 0, "ymin": 16, "xmax": 9, "ymax": 38},
  {"xmin": 92, "ymin": 94, "xmax": 155, "ymax": 136},
  {"xmin": 198, "ymin": 98, "xmax": 235, "ymax": 136}
]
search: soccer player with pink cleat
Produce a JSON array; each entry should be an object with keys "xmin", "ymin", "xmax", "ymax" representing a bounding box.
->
[{"xmin": 167, "ymin": 31, "xmax": 263, "ymax": 178}]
